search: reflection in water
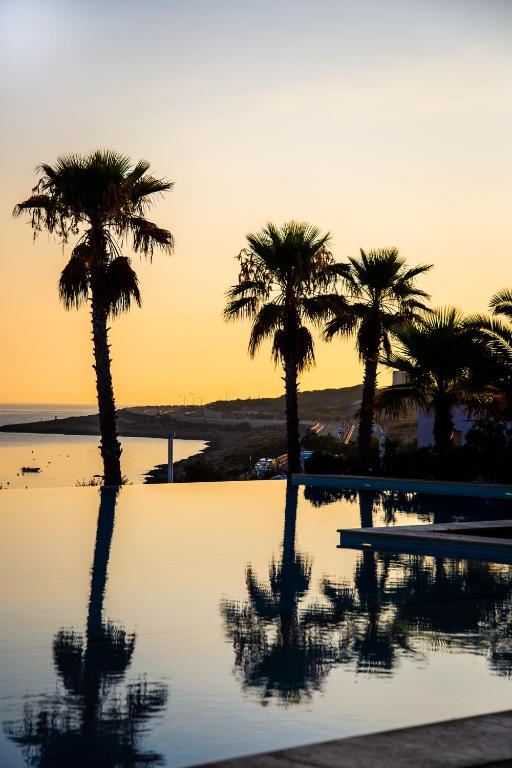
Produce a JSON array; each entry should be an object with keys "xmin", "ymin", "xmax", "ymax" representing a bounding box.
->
[
  {"xmin": 221, "ymin": 483, "xmax": 349, "ymax": 704},
  {"xmin": 3, "ymin": 487, "xmax": 168, "ymax": 767},
  {"xmin": 223, "ymin": 485, "xmax": 512, "ymax": 705},
  {"xmin": 304, "ymin": 485, "xmax": 512, "ymax": 525},
  {"xmin": 303, "ymin": 486, "xmax": 356, "ymax": 508},
  {"xmin": 323, "ymin": 551, "xmax": 512, "ymax": 677}
]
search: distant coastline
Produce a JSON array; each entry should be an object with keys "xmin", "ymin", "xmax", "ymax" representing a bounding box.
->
[
  {"xmin": 1, "ymin": 386, "xmax": 416, "ymax": 482},
  {"xmin": 0, "ymin": 408, "xmax": 288, "ymax": 482}
]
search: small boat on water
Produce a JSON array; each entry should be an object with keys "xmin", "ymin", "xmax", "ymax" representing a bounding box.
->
[{"xmin": 21, "ymin": 466, "xmax": 41, "ymax": 473}]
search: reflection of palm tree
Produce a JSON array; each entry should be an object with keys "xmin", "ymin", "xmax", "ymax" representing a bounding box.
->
[
  {"xmin": 221, "ymin": 483, "xmax": 347, "ymax": 704},
  {"xmin": 303, "ymin": 486, "xmax": 356, "ymax": 507},
  {"xmin": 4, "ymin": 487, "xmax": 167, "ymax": 767},
  {"xmin": 323, "ymin": 551, "xmax": 512, "ymax": 677},
  {"xmin": 378, "ymin": 491, "xmax": 512, "ymax": 526},
  {"xmin": 306, "ymin": 484, "xmax": 512, "ymax": 526}
]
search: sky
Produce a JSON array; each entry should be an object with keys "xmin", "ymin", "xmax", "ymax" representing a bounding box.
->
[{"xmin": 1, "ymin": 0, "xmax": 511, "ymax": 405}]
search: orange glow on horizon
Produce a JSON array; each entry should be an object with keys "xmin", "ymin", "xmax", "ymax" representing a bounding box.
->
[{"xmin": 1, "ymin": 1, "xmax": 511, "ymax": 405}]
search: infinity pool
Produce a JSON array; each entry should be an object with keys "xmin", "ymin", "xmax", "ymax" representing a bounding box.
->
[{"xmin": 1, "ymin": 480, "xmax": 512, "ymax": 767}]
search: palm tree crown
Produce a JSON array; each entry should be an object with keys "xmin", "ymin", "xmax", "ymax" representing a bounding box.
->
[
  {"xmin": 15, "ymin": 150, "xmax": 174, "ymax": 316},
  {"xmin": 323, "ymin": 248, "xmax": 432, "ymax": 469},
  {"xmin": 324, "ymin": 248, "xmax": 431, "ymax": 358},
  {"xmin": 225, "ymin": 221, "xmax": 339, "ymax": 369},
  {"xmin": 224, "ymin": 221, "xmax": 341, "ymax": 474}
]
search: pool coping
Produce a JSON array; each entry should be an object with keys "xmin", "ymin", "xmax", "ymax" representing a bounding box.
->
[
  {"xmin": 198, "ymin": 708, "xmax": 512, "ymax": 767},
  {"xmin": 337, "ymin": 519, "xmax": 512, "ymax": 563},
  {"xmin": 293, "ymin": 473, "xmax": 512, "ymax": 499}
]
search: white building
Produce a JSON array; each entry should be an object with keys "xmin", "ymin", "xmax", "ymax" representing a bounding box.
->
[{"xmin": 417, "ymin": 407, "xmax": 476, "ymax": 448}]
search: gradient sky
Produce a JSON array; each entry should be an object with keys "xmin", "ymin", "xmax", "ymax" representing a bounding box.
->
[{"xmin": 1, "ymin": 0, "xmax": 511, "ymax": 405}]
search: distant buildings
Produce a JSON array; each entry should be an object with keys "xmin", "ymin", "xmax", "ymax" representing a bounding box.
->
[
  {"xmin": 417, "ymin": 407, "xmax": 475, "ymax": 448},
  {"xmin": 392, "ymin": 370, "xmax": 408, "ymax": 386},
  {"xmin": 391, "ymin": 370, "xmax": 478, "ymax": 447}
]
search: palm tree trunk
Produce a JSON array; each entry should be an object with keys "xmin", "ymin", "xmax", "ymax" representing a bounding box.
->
[
  {"xmin": 284, "ymin": 359, "xmax": 301, "ymax": 476},
  {"xmin": 358, "ymin": 354, "xmax": 378, "ymax": 472},
  {"xmin": 91, "ymin": 292, "xmax": 122, "ymax": 485},
  {"xmin": 433, "ymin": 401, "xmax": 453, "ymax": 452}
]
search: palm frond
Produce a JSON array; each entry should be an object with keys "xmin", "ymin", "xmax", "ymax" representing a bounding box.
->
[
  {"xmin": 225, "ymin": 280, "xmax": 269, "ymax": 301},
  {"xmin": 270, "ymin": 325, "xmax": 315, "ymax": 370},
  {"xmin": 399, "ymin": 263, "xmax": 433, "ymax": 282},
  {"xmin": 490, "ymin": 289, "xmax": 512, "ymax": 320},
  {"xmin": 130, "ymin": 176, "xmax": 174, "ymax": 206},
  {"xmin": 59, "ymin": 255, "xmax": 90, "ymax": 310},
  {"xmin": 375, "ymin": 384, "xmax": 425, "ymax": 419},
  {"xmin": 295, "ymin": 325, "xmax": 316, "ymax": 371},
  {"xmin": 300, "ymin": 294, "xmax": 342, "ymax": 326},
  {"xmin": 323, "ymin": 313, "xmax": 358, "ymax": 341},
  {"xmin": 128, "ymin": 216, "xmax": 174, "ymax": 258},
  {"xmin": 127, "ymin": 159, "xmax": 151, "ymax": 182},
  {"xmin": 13, "ymin": 194, "xmax": 53, "ymax": 217},
  {"xmin": 224, "ymin": 296, "xmax": 259, "ymax": 321},
  {"xmin": 105, "ymin": 256, "xmax": 141, "ymax": 316},
  {"xmin": 249, "ymin": 303, "xmax": 284, "ymax": 357}
]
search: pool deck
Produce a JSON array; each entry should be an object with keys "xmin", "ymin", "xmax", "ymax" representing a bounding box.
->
[
  {"xmin": 203, "ymin": 709, "xmax": 512, "ymax": 767},
  {"xmin": 337, "ymin": 519, "xmax": 512, "ymax": 564},
  {"xmin": 293, "ymin": 473, "xmax": 512, "ymax": 499}
]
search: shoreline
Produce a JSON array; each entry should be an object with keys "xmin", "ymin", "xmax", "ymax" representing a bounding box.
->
[{"xmin": 1, "ymin": 409, "xmax": 287, "ymax": 482}]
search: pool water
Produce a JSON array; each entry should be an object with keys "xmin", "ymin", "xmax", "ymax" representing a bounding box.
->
[{"xmin": 1, "ymin": 480, "xmax": 512, "ymax": 767}]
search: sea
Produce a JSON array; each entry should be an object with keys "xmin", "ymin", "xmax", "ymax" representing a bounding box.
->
[{"xmin": 0, "ymin": 404, "xmax": 205, "ymax": 490}]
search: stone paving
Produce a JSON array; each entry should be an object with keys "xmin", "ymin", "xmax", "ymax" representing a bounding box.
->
[{"xmin": 202, "ymin": 710, "xmax": 512, "ymax": 768}]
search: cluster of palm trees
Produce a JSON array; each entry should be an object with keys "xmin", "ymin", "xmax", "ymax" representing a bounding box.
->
[
  {"xmin": 226, "ymin": 221, "xmax": 512, "ymax": 474},
  {"xmin": 16, "ymin": 149, "xmax": 512, "ymax": 484}
]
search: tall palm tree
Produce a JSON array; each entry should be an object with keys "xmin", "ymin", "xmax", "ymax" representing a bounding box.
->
[
  {"xmin": 14, "ymin": 150, "xmax": 174, "ymax": 485},
  {"xmin": 376, "ymin": 307, "xmax": 487, "ymax": 451},
  {"xmin": 224, "ymin": 221, "xmax": 341, "ymax": 475},
  {"xmin": 323, "ymin": 248, "xmax": 432, "ymax": 471}
]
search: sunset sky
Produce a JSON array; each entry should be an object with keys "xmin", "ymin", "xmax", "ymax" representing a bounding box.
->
[{"xmin": 1, "ymin": 0, "xmax": 511, "ymax": 405}]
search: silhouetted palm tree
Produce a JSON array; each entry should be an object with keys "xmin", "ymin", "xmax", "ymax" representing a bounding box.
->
[
  {"xmin": 466, "ymin": 289, "xmax": 512, "ymax": 419},
  {"xmin": 225, "ymin": 222, "xmax": 341, "ymax": 475},
  {"xmin": 377, "ymin": 307, "xmax": 487, "ymax": 451},
  {"xmin": 14, "ymin": 151, "xmax": 174, "ymax": 485},
  {"xmin": 323, "ymin": 248, "xmax": 431, "ymax": 470},
  {"xmin": 4, "ymin": 487, "xmax": 168, "ymax": 766}
]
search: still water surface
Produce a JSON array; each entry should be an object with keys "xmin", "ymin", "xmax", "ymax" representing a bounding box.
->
[
  {"xmin": 1, "ymin": 481, "xmax": 512, "ymax": 767},
  {"xmin": 0, "ymin": 405, "xmax": 205, "ymax": 488}
]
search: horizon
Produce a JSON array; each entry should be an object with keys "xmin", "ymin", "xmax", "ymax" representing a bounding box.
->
[
  {"xmin": 1, "ymin": 0, "xmax": 511, "ymax": 404},
  {"xmin": 0, "ymin": 381, "xmax": 365, "ymax": 408}
]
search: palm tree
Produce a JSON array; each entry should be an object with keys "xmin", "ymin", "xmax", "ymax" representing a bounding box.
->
[
  {"xmin": 323, "ymin": 248, "xmax": 432, "ymax": 471},
  {"xmin": 224, "ymin": 221, "xmax": 340, "ymax": 475},
  {"xmin": 376, "ymin": 307, "xmax": 487, "ymax": 451},
  {"xmin": 14, "ymin": 151, "xmax": 174, "ymax": 485},
  {"xmin": 465, "ymin": 289, "xmax": 512, "ymax": 419}
]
